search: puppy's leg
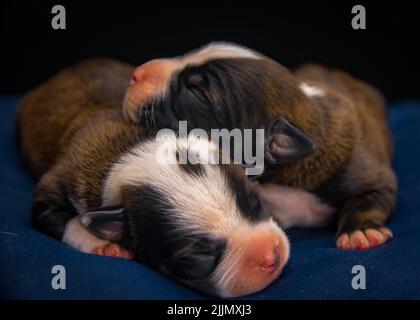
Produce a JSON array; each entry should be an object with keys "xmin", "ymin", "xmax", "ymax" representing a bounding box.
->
[
  {"xmin": 336, "ymin": 182, "xmax": 396, "ymax": 250},
  {"xmin": 63, "ymin": 217, "xmax": 133, "ymax": 259},
  {"xmin": 32, "ymin": 173, "xmax": 133, "ymax": 259},
  {"xmin": 32, "ymin": 178, "xmax": 77, "ymax": 240}
]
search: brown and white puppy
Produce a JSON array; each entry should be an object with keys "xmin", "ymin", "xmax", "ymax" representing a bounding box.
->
[
  {"xmin": 123, "ymin": 42, "xmax": 397, "ymax": 250},
  {"xmin": 17, "ymin": 58, "xmax": 291, "ymax": 297}
]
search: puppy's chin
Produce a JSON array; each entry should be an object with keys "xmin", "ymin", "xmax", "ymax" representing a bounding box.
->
[
  {"xmin": 122, "ymin": 82, "xmax": 159, "ymax": 124},
  {"xmin": 122, "ymin": 89, "xmax": 142, "ymax": 123}
]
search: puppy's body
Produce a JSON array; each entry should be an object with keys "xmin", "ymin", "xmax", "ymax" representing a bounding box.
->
[
  {"xmin": 18, "ymin": 58, "xmax": 134, "ymax": 178},
  {"xmin": 18, "ymin": 58, "xmax": 144, "ymax": 240},
  {"xmin": 266, "ymin": 63, "xmax": 393, "ymax": 191},
  {"xmin": 122, "ymin": 43, "xmax": 397, "ymax": 250},
  {"xmin": 18, "ymin": 59, "xmax": 291, "ymax": 297},
  {"xmin": 262, "ymin": 63, "xmax": 397, "ymax": 244}
]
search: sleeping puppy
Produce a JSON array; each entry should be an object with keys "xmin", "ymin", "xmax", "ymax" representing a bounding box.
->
[
  {"xmin": 17, "ymin": 58, "xmax": 290, "ymax": 297},
  {"xmin": 123, "ymin": 42, "xmax": 397, "ymax": 250}
]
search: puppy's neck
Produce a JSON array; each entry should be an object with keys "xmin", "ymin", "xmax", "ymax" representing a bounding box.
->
[{"xmin": 263, "ymin": 83, "xmax": 358, "ymax": 190}]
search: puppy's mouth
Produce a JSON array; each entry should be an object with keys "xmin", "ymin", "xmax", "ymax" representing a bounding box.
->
[{"xmin": 122, "ymin": 85, "xmax": 157, "ymax": 126}]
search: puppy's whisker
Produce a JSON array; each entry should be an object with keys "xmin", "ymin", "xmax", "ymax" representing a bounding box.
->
[
  {"xmin": 216, "ymin": 244, "xmax": 247, "ymax": 287},
  {"xmin": 150, "ymin": 100, "xmax": 157, "ymax": 127}
]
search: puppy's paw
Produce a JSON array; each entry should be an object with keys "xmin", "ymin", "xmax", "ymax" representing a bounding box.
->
[
  {"xmin": 336, "ymin": 227, "xmax": 393, "ymax": 250},
  {"xmin": 92, "ymin": 243, "xmax": 134, "ymax": 260}
]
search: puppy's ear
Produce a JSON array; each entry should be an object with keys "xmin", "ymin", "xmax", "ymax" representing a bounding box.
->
[
  {"xmin": 81, "ymin": 206, "xmax": 126, "ymax": 242},
  {"xmin": 265, "ymin": 116, "xmax": 316, "ymax": 164}
]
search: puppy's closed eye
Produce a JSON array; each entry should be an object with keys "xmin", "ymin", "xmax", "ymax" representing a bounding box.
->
[
  {"xmin": 164, "ymin": 236, "xmax": 226, "ymax": 280},
  {"xmin": 185, "ymin": 73, "xmax": 206, "ymax": 88}
]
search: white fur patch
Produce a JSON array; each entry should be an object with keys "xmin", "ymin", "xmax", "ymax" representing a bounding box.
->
[
  {"xmin": 300, "ymin": 82, "xmax": 325, "ymax": 97},
  {"xmin": 102, "ymin": 136, "xmax": 248, "ymax": 235},
  {"xmin": 178, "ymin": 42, "xmax": 260, "ymax": 67},
  {"xmin": 258, "ymin": 184, "xmax": 335, "ymax": 229},
  {"xmin": 62, "ymin": 217, "xmax": 109, "ymax": 253}
]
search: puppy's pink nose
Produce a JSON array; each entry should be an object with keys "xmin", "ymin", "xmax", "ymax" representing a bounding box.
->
[
  {"xmin": 130, "ymin": 66, "xmax": 147, "ymax": 84},
  {"xmin": 129, "ymin": 59, "xmax": 173, "ymax": 85},
  {"xmin": 243, "ymin": 230, "xmax": 284, "ymax": 274},
  {"xmin": 124, "ymin": 58, "xmax": 175, "ymax": 123},
  {"xmin": 260, "ymin": 247, "xmax": 280, "ymax": 270}
]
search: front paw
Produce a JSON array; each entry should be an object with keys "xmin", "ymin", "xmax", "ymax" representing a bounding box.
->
[
  {"xmin": 92, "ymin": 243, "xmax": 134, "ymax": 260},
  {"xmin": 336, "ymin": 227, "xmax": 393, "ymax": 250}
]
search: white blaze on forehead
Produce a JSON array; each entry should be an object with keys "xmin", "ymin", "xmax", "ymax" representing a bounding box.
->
[
  {"xmin": 300, "ymin": 82, "xmax": 325, "ymax": 97},
  {"xmin": 102, "ymin": 135, "xmax": 250, "ymax": 235},
  {"xmin": 163, "ymin": 42, "xmax": 261, "ymax": 80},
  {"xmin": 178, "ymin": 42, "xmax": 261, "ymax": 67}
]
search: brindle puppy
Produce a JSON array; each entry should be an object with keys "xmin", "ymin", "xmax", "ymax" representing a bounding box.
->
[{"xmin": 123, "ymin": 42, "xmax": 397, "ymax": 250}]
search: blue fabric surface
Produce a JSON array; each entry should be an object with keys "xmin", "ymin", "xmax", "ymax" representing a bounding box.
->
[{"xmin": 1, "ymin": 95, "xmax": 419, "ymax": 299}]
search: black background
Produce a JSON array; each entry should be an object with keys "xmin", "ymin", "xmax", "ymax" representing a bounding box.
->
[{"xmin": 0, "ymin": 0, "xmax": 418, "ymax": 101}]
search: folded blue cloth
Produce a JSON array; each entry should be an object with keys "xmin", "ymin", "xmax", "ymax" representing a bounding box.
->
[{"xmin": 1, "ymin": 95, "xmax": 419, "ymax": 299}]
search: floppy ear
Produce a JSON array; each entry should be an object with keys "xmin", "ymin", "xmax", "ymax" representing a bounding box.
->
[
  {"xmin": 80, "ymin": 206, "xmax": 127, "ymax": 242},
  {"xmin": 265, "ymin": 116, "xmax": 316, "ymax": 164}
]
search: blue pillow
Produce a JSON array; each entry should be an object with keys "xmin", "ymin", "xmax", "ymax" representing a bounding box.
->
[{"xmin": 1, "ymin": 96, "xmax": 419, "ymax": 299}]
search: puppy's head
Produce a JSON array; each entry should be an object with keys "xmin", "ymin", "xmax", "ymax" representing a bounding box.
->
[
  {"xmin": 81, "ymin": 136, "xmax": 289, "ymax": 297},
  {"xmin": 123, "ymin": 42, "xmax": 316, "ymax": 164}
]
